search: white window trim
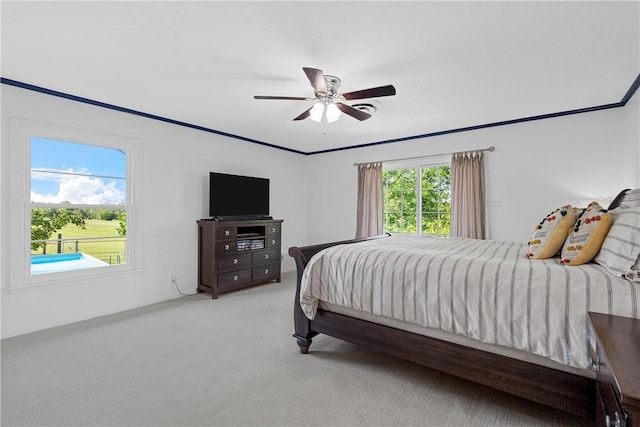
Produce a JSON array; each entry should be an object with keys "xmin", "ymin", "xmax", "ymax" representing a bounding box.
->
[{"xmin": 7, "ymin": 118, "xmax": 143, "ymax": 291}]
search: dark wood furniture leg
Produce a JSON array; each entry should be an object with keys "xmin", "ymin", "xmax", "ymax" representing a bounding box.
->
[{"xmin": 590, "ymin": 312, "xmax": 640, "ymax": 426}]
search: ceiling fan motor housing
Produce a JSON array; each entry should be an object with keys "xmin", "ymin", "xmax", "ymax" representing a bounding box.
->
[{"xmin": 320, "ymin": 75, "xmax": 341, "ymax": 98}]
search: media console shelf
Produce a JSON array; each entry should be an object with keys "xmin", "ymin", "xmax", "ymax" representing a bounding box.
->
[{"xmin": 197, "ymin": 219, "xmax": 283, "ymax": 298}]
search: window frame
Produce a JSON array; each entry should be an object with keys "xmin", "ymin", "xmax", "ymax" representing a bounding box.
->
[
  {"xmin": 8, "ymin": 118, "xmax": 143, "ymax": 290},
  {"xmin": 383, "ymin": 155, "xmax": 451, "ymax": 237}
]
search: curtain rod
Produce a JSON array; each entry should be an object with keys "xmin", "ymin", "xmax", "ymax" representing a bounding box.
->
[{"xmin": 353, "ymin": 146, "xmax": 495, "ymax": 166}]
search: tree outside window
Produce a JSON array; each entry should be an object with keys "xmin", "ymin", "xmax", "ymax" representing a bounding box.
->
[{"xmin": 383, "ymin": 164, "xmax": 451, "ymax": 236}]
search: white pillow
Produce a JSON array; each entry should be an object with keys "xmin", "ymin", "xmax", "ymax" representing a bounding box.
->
[{"xmin": 594, "ymin": 207, "xmax": 640, "ymax": 281}]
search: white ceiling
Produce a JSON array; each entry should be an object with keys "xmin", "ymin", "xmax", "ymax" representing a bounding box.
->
[{"xmin": 2, "ymin": 1, "xmax": 639, "ymax": 154}]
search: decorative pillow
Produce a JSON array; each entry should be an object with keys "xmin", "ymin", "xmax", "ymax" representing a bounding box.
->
[
  {"xmin": 560, "ymin": 202, "xmax": 612, "ymax": 266},
  {"xmin": 526, "ymin": 205, "xmax": 577, "ymax": 259},
  {"xmin": 594, "ymin": 207, "xmax": 640, "ymax": 281}
]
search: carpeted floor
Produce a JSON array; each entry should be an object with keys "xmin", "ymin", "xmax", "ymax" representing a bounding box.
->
[{"xmin": 1, "ymin": 271, "xmax": 593, "ymax": 426}]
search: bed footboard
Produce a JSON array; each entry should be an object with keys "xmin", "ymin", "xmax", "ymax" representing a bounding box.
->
[{"xmin": 288, "ymin": 234, "xmax": 390, "ymax": 353}]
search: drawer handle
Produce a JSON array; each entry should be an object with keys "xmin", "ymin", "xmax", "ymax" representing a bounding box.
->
[
  {"xmin": 264, "ymin": 269, "xmax": 269, "ymax": 274},
  {"xmin": 233, "ymin": 259, "xmax": 238, "ymax": 264},
  {"xmin": 605, "ymin": 412, "xmax": 621, "ymax": 427},
  {"xmin": 264, "ymin": 254, "xmax": 269, "ymax": 260},
  {"xmin": 224, "ymin": 230, "xmax": 230, "ymax": 236},
  {"xmin": 271, "ymin": 227, "xmax": 276, "ymax": 233},
  {"xmin": 224, "ymin": 244, "xmax": 230, "ymax": 250},
  {"xmin": 271, "ymin": 239, "xmax": 276, "ymax": 245},
  {"xmin": 233, "ymin": 275, "xmax": 238, "ymax": 281}
]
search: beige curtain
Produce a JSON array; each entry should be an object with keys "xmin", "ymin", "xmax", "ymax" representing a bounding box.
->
[
  {"xmin": 355, "ymin": 162, "xmax": 383, "ymax": 238},
  {"xmin": 450, "ymin": 151, "xmax": 486, "ymax": 239}
]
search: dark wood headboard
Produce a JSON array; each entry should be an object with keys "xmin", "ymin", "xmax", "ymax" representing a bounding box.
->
[
  {"xmin": 288, "ymin": 233, "xmax": 390, "ymax": 272},
  {"xmin": 608, "ymin": 188, "xmax": 640, "ymax": 209}
]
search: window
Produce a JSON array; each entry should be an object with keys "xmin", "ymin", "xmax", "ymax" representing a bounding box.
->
[
  {"xmin": 383, "ymin": 162, "xmax": 451, "ymax": 236},
  {"xmin": 9, "ymin": 119, "xmax": 141, "ymax": 286},
  {"xmin": 30, "ymin": 138, "xmax": 128, "ymax": 274}
]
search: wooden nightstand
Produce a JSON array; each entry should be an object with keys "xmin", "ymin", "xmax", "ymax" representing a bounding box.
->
[{"xmin": 589, "ymin": 312, "xmax": 640, "ymax": 426}]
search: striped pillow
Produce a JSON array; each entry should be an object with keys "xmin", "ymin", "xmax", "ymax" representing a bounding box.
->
[{"xmin": 594, "ymin": 207, "xmax": 640, "ymax": 281}]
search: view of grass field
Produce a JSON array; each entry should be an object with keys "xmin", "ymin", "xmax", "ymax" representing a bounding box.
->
[{"xmin": 31, "ymin": 219, "xmax": 126, "ymax": 265}]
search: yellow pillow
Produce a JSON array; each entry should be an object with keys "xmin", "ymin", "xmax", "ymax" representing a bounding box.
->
[
  {"xmin": 560, "ymin": 202, "xmax": 613, "ymax": 266},
  {"xmin": 527, "ymin": 206, "xmax": 577, "ymax": 259}
]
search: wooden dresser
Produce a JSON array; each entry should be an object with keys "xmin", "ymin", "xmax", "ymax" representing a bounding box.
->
[
  {"xmin": 589, "ymin": 312, "xmax": 640, "ymax": 426},
  {"xmin": 197, "ymin": 219, "xmax": 283, "ymax": 298}
]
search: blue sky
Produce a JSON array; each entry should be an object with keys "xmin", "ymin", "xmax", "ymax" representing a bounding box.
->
[{"xmin": 30, "ymin": 137, "xmax": 127, "ymax": 205}]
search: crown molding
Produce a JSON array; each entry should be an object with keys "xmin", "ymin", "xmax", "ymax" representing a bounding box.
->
[{"xmin": 2, "ymin": 74, "xmax": 639, "ymax": 156}]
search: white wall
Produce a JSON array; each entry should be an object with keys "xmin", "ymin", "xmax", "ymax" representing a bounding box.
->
[
  {"xmin": 304, "ymin": 101, "xmax": 639, "ymax": 245},
  {"xmin": 1, "ymin": 86, "xmax": 307, "ymax": 338},
  {"xmin": 2, "ymin": 83, "xmax": 638, "ymax": 338},
  {"xmin": 621, "ymin": 84, "xmax": 640, "ymax": 185}
]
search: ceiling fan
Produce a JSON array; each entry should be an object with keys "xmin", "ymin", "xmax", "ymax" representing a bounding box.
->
[{"xmin": 254, "ymin": 67, "xmax": 396, "ymax": 124}]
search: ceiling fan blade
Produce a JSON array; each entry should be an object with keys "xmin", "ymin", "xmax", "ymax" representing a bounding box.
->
[
  {"xmin": 336, "ymin": 103, "xmax": 372, "ymax": 121},
  {"xmin": 293, "ymin": 106, "xmax": 313, "ymax": 121},
  {"xmin": 303, "ymin": 67, "xmax": 328, "ymax": 95},
  {"xmin": 254, "ymin": 95, "xmax": 311, "ymax": 100},
  {"xmin": 341, "ymin": 84, "xmax": 396, "ymax": 100}
]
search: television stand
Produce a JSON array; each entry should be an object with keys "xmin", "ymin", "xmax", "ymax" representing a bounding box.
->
[
  {"xmin": 214, "ymin": 215, "xmax": 273, "ymax": 221},
  {"xmin": 196, "ymin": 218, "xmax": 283, "ymax": 298}
]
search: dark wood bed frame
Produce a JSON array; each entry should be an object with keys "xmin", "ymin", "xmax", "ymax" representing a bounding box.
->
[{"xmin": 288, "ymin": 189, "xmax": 636, "ymax": 419}]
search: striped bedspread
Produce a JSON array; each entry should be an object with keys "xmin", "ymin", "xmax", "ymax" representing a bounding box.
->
[{"xmin": 299, "ymin": 234, "xmax": 640, "ymax": 370}]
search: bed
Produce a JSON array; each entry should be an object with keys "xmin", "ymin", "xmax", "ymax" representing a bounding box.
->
[{"xmin": 288, "ymin": 188, "xmax": 640, "ymax": 419}]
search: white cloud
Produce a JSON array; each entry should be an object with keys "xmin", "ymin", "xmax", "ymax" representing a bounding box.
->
[{"xmin": 31, "ymin": 173, "xmax": 125, "ymax": 204}]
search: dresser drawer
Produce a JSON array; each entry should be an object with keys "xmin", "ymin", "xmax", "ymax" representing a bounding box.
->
[
  {"xmin": 217, "ymin": 226, "xmax": 236, "ymax": 240},
  {"xmin": 252, "ymin": 249, "xmax": 280, "ymax": 266},
  {"xmin": 218, "ymin": 253, "xmax": 252, "ymax": 272},
  {"xmin": 217, "ymin": 241, "xmax": 235, "ymax": 254},
  {"xmin": 253, "ymin": 263, "xmax": 280, "ymax": 281},
  {"xmin": 218, "ymin": 269, "xmax": 252, "ymax": 288},
  {"xmin": 266, "ymin": 223, "xmax": 281, "ymax": 236},
  {"xmin": 266, "ymin": 235, "xmax": 280, "ymax": 248}
]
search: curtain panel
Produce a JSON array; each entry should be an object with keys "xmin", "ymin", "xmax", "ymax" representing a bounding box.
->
[
  {"xmin": 450, "ymin": 151, "xmax": 486, "ymax": 239},
  {"xmin": 355, "ymin": 162, "xmax": 383, "ymax": 238}
]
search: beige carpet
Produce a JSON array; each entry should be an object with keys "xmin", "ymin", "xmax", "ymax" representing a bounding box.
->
[{"xmin": 1, "ymin": 272, "xmax": 592, "ymax": 426}]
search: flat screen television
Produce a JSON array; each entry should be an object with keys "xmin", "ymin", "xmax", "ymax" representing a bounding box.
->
[{"xmin": 209, "ymin": 172, "xmax": 270, "ymax": 220}]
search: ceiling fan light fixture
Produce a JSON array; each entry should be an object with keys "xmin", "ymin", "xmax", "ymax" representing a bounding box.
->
[
  {"xmin": 309, "ymin": 100, "xmax": 342, "ymax": 123},
  {"xmin": 325, "ymin": 102, "xmax": 342, "ymax": 123},
  {"xmin": 309, "ymin": 102, "xmax": 324, "ymax": 122}
]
